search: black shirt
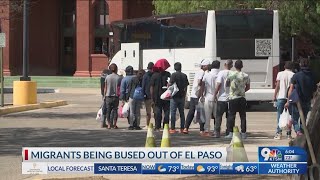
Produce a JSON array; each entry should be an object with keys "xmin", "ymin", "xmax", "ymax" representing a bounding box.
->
[
  {"xmin": 150, "ymin": 71, "xmax": 171, "ymax": 104},
  {"xmin": 291, "ymin": 67, "xmax": 316, "ymax": 103},
  {"xmin": 170, "ymin": 71, "xmax": 189, "ymax": 99}
]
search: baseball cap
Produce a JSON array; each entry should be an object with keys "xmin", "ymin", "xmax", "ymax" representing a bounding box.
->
[{"xmin": 200, "ymin": 58, "xmax": 211, "ymax": 66}]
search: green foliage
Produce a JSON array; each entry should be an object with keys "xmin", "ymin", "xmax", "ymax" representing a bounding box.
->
[{"xmin": 153, "ymin": 0, "xmax": 320, "ymax": 51}]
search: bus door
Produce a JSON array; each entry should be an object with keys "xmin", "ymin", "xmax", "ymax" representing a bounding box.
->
[{"xmin": 120, "ymin": 43, "xmax": 141, "ymax": 70}]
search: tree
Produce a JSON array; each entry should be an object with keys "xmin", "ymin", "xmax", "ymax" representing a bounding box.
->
[
  {"xmin": 290, "ymin": 84, "xmax": 320, "ymax": 180},
  {"xmin": 152, "ymin": 0, "xmax": 320, "ymax": 55}
]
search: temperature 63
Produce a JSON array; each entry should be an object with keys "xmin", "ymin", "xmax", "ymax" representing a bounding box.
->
[{"xmin": 246, "ymin": 166, "xmax": 257, "ymax": 172}]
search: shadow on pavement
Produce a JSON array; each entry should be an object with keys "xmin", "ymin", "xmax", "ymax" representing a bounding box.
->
[
  {"xmin": 1, "ymin": 112, "xmax": 96, "ymax": 120},
  {"xmin": 0, "ymin": 127, "xmax": 273, "ymax": 156},
  {"xmin": 247, "ymin": 103, "xmax": 275, "ymax": 112}
]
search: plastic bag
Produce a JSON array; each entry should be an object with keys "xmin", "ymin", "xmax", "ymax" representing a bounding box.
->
[
  {"xmin": 160, "ymin": 89, "xmax": 172, "ymax": 100},
  {"xmin": 96, "ymin": 108, "xmax": 102, "ymax": 121},
  {"xmin": 196, "ymin": 101, "xmax": 206, "ymax": 123},
  {"xmin": 279, "ymin": 109, "xmax": 291, "ymax": 130},
  {"xmin": 122, "ymin": 102, "xmax": 130, "ymax": 118},
  {"xmin": 118, "ymin": 105, "xmax": 124, "ymax": 118},
  {"xmin": 170, "ymin": 83, "xmax": 179, "ymax": 97},
  {"xmin": 193, "ymin": 110, "xmax": 199, "ymax": 124}
]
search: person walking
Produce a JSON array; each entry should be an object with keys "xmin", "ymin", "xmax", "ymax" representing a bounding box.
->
[
  {"xmin": 100, "ymin": 68, "xmax": 111, "ymax": 128},
  {"xmin": 127, "ymin": 70, "xmax": 145, "ymax": 130},
  {"xmin": 100, "ymin": 69, "xmax": 111, "ymax": 98},
  {"xmin": 150, "ymin": 59, "xmax": 171, "ymax": 131},
  {"xmin": 142, "ymin": 62, "xmax": 154, "ymax": 129},
  {"xmin": 213, "ymin": 59, "xmax": 233, "ymax": 137},
  {"xmin": 225, "ymin": 60, "xmax": 250, "ymax": 139},
  {"xmin": 285, "ymin": 58, "xmax": 317, "ymax": 136},
  {"xmin": 183, "ymin": 59, "xmax": 210, "ymax": 134},
  {"xmin": 273, "ymin": 61, "xmax": 294, "ymax": 140},
  {"xmin": 103, "ymin": 63, "xmax": 121, "ymax": 129},
  {"xmin": 120, "ymin": 66, "xmax": 136, "ymax": 126},
  {"xmin": 169, "ymin": 62, "xmax": 189, "ymax": 134},
  {"xmin": 199, "ymin": 60, "xmax": 220, "ymax": 136}
]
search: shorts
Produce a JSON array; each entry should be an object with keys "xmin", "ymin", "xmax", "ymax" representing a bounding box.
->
[{"xmin": 145, "ymin": 99, "xmax": 155, "ymax": 116}]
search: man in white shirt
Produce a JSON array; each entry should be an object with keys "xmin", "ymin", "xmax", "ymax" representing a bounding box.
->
[
  {"xmin": 273, "ymin": 61, "xmax": 294, "ymax": 140},
  {"xmin": 183, "ymin": 59, "xmax": 210, "ymax": 134},
  {"xmin": 199, "ymin": 60, "xmax": 220, "ymax": 136},
  {"xmin": 213, "ymin": 59, "xmax": 233, "ymax": 138}
]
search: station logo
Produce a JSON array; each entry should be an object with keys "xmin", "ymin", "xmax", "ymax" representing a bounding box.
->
[{"xmin": 261, "ymin": 148, "xmax": 282, "ymax": 161}]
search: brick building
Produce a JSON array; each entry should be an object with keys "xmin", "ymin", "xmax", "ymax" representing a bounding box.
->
[{"xmin": 0, "ymin": 0, "xmax": 154, "ymax": 76}]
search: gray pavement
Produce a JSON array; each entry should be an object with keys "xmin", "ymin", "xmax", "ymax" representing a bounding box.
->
[{"xmin": 0, "ymin": 88, "xmax": 291, "ymax": 180}]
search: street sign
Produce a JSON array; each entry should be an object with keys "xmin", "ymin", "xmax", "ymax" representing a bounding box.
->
[{"xmin": 0, "ymin": 33, "xmax": 5, "ymax": 47}]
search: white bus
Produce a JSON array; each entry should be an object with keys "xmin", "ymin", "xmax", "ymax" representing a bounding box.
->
[{"xmin": 109, "ymin": 9, "xmax": 279, "ymax": 106}]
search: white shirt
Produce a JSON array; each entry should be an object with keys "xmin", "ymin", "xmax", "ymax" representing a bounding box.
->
[
  {"xmin": 190, "ymin": 70, "xmax": 204, "ymax": 98},
  {"xmin": 276, "ymin": 70, "xmax": 294, "ymax": 99},
  {"xmin": 202, "ymin": 69, "xmax": 219, "ymax": 101},
  {"xmin": 216, "ymin": 69, "xmax": 230, "ymax": 101}
]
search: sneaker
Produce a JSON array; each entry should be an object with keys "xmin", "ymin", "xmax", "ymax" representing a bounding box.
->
[
  {"xmin": 128, "ymin": 126, "xmax": 134, "ymax": 130},
  {"xmin": 225, "ymin": 132, "xmax": 233, "ymax": 139},
  {"xmin": 169, "ymin": 129, "xmax": 176, "ymax": 134},
  {"xmin": 143, "ymin": 126, "xmax": 148, "ymax": 130},
  {"xmin": 212, "ymin": 131, "xmax": 221, "ymax": 138},
  {"xmin": 241, "ymin": 133, "xmax": 247, "ymax": 139},
  {"xmin": 274, "ymin": 133, "xmax": 282, "ymax": 140},
  {"xmin": 134, "ymin": 126, "xmax": 142, "ymax": 130},
  {"xmin": 287, "ymin": 135, "xmax": 293, "ymax": 140},
  {"xmin": 199, "ymin": 131, "xmax": 205, "ymax": 135}
]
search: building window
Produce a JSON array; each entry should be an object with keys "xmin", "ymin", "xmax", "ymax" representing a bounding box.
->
[
  {"xmin": 94, "ymin": 0, "xmax": 109, "ymax": 54},
  {"xmin": 95, "ymin": 0, "xmax": 109, "ymax": 29},
  {"xmin": 63, "ymin": 0, "xmax": 75, "ymax": 29}
]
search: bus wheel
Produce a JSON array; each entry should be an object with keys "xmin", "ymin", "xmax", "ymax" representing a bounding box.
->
[{"xmin": 184, "ymin": 101, "xmax": 190, "ymax": 109}]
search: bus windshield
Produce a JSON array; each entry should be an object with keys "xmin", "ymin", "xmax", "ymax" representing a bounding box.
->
[
  {"xmin": 216, "ymin": 10, "xmax": 273, "ymax": 59},
  {"xmin": 111, "ymin": 12, "xmax": 207, "ymax": 54}
]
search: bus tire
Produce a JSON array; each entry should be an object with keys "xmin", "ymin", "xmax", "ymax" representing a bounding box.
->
[{"xmin": 184, "ymin": 101, "xmax": 190, "ymax": 109}]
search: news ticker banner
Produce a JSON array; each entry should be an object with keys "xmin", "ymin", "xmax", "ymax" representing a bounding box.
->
[
  {"xmin": 22, "ymin": 147, "xmax": 227, "ymax": 162},
  {"xmin": 22, "ymin": 147, "xmax": 307, "ymax": 175}
]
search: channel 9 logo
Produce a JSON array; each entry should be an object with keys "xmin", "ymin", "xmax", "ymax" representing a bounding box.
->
[{"xmin": 260, "ymin": 148, "xmax": 283, "ymax": 161}]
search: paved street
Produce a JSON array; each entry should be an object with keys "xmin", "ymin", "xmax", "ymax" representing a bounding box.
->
[{"xmin": 0, "ymin": 88, "xmax": 291, "ymax": 180}]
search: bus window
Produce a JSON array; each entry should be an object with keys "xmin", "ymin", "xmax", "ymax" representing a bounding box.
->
[
  {"xmin": 216, "ymin": 11, "xmax": 273, "ymax": 59},
  {"xmin": 111, "ymin": 12, "xmax": 207, "ymax": 50}
]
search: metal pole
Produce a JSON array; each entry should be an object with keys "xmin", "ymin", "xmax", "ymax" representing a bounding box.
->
[
  {"xmin": 291, "ymin": 34, "xmax": 295, "ymax": 62},
  {"xmin": 21, "ymin": 0, "xmax": 30, "ymax": 81},
  {"xmin": 0, "ymin": 47, "xmax": 3, "ymax": 107},
  {"xmin": 0, "ymin": 18, "xmax": 3, "ymax": 107}
]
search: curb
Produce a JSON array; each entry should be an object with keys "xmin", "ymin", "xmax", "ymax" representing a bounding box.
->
[
  {"xmin": 3, "ymin": 88, "xmax": 57, "ymax": 94},
  {"xmin": 0, "ymin": 100, "xmax": 68, "ymax": 115}
]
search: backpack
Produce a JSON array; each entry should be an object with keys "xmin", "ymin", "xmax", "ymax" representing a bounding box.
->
[{"xmin": 133, "ymin": 86, "xmax": 144, "ymax": 100}]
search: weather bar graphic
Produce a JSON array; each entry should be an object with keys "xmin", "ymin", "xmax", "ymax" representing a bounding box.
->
[
  {"xmin": 158, "ymin": 165, "xmax": 166, "ymax": 172},
  {"xmin": 196, "ymin": 165, "xmax": 205, "ymax": 172}
]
